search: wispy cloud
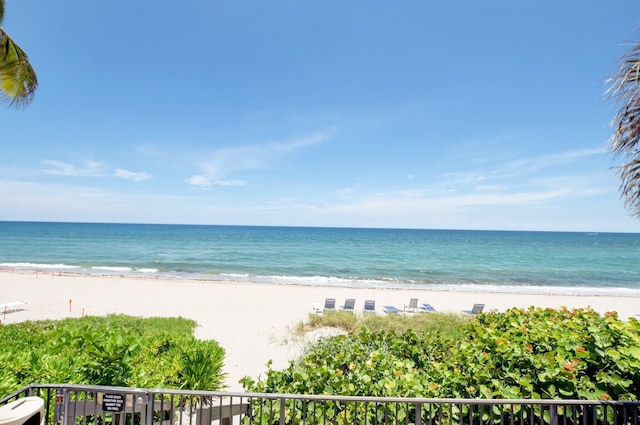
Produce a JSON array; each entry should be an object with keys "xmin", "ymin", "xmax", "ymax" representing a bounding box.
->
[
  {"xmin": 336, "ymin": 188, "xmax": 574, "ymax": 212},
  {"xmin": 42, "ymin": 159, "xmax": 107, "ymax": 176},
  {"xmin": 185, "ymin": 175, "xmax": 212, "ymax": 188},
  {"xmin": 328, "ymin": 146, "xmax": 612, "ymax": 220},
  {"xmin": 185, "ymin": 175, "xmax": 247, "ymax": 189},
  {"xmin": 495, "ymin": 147, "xmax": 607, "ymax": 177},
  {"xmin": 114, "ymin": 169, "xmax": 151, "ymax": 181},
  {"xmin": 186, "ymin": 128, "xmax": 335, "ymax": 188},
  {"xmin": 441, "ymin": 147, "xmax": 607, "ymax": 186},
  {"xmin": 42, "ymin": 159, "xmax": 151, "ymax": 182}
]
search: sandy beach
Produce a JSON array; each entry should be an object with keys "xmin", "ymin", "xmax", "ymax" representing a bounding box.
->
[{"xmin": 1, "ymin": 269, "xmax": 638, "ymax": 391}]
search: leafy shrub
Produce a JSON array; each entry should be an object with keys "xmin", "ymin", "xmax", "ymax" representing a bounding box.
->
[
  {"xmin": 0, "ymin": 314, "xmax": 227, "ymax": 396},
  {"xmin": 244, "ymin": 307, "xmax": 640, "ymax": 401},
  {"xmin": 242, "ymin": 308, "xmax": 640, "ymax": 425},
  {"xmin": 463, "ymin": 307, "xmax": 640, "ymax": 400},
  {"xmin": 242, "ymin": 326, "xmax": 455, "ymax": 397},
  {"xmin": 178, "ymin": 340, "xmax": 226, "ymax": 391}
]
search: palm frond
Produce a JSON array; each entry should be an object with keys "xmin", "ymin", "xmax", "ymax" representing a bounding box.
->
[
  {"xmin": 608, "ymin": 45, "xmax": 640, "ymax": 153},
  {"xmin": 607, "ymin": 42, "xmax": 640, "ymax": 216},
  {"xmin": 0, "ymin": 27, "xmax": 38, "ymax": 108},
  {"xmin": 618, "ymin": 158, "xmax": 640, "ymax": 217}
]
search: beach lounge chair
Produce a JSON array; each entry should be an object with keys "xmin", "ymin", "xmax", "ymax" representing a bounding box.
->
[
  {"xmin": 421, "ymin": 303, "xmax": 436, "ymax": 312},
  {"xmin": 404, "ymin": 298, "xmax": 419, "ymax": 313},
  {"xmin": 363, "ymin": 299, "xmax": 375, "ymax": 314},
  {"xmin": 324, "ymin": 298, "xmax": 336, "ymax": 310},
  {"xmin": 342, "ymin": 298, "xmax": 356, "ymax": 311},
  {"xmin": 462, "ymin": 303, "xmax": 485, "ymax": 315},
  {"xmin": 383, "ymin": 305, "xmax": 402, "ymax": 314},
  {"xmin": 0, "ymin": 300, "xmax": 29, "ymax": 313}
]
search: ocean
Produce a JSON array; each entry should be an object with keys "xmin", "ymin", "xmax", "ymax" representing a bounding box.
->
[{"xmin": 0, "ymin": 221, "xmax": 639, "ymax": 296}]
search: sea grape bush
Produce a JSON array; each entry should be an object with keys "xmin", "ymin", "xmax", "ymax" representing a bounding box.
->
[
  {"xmin": 244, "ymin": 307, "xmax": 640, "ymax": 400},
  {"xmin": 241, "ymin": 327, "xmax": 454, "ymax": 398},
  {"xmin": 466, "ymin": 307, "xmax": 640, "ymax": 400},
  {"xmin": 0, "ymin": 315, "xmax": 227, "ymax": 397},
  {"xmin": 242, "ymin": 307, "xmax": 640, "ymax": 424}
]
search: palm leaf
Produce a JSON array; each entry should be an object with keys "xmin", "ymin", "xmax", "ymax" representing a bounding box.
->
[
  {"xmin": 607, "ymin": 43, "xmax": 640, "ymax": 216},
  {"xmin": 619, "ymin": 158, "xmax": 640, "ymax": 217},
  {"xmin": 0, "ymin": 27, "xmax": 38, "ymax": 107},
  {"xmin": 608, "ymin": 45, "xmax": 640, "ymax": 152}
]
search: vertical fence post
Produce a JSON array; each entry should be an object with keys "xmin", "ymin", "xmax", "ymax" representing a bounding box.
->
[
  {"xmin": 53, "ymin": 389, "xmax": 65, "ymax": 425},
  {"xmin": 279, "ymin": 398, "xmax": 286, "ymax": 425},
  {"xmin": 549, "ymin": 405, "xmax": 558, "ymax": 425},
  {"xmin": 145, "ymin": 392, "xmax": 154, "ymax": 425}
]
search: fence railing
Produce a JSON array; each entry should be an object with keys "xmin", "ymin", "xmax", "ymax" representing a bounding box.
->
[{"xmin": 2, "ymin": 384, "xmax": 640, "ymax": 425}]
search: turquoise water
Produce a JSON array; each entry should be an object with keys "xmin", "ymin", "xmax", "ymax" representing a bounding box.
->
[{"xmin": 0, "ymin": 221, "xmax": 639, "ymax": 295}]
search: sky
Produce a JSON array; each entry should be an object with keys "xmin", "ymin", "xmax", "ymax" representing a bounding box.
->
[{"xmin": 3, "ymin": 1, "xmax": 640, "ymax": 232}]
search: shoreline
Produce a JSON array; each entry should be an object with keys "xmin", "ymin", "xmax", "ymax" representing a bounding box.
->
[
  {"xmin": 2, "ymin": 267, "xmax": 639, "ymax": 297},
  {"xmin": 1, "ymin": 269, "xmax": 638, "ymax": 391}
]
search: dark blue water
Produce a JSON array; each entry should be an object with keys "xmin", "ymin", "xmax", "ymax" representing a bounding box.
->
[{"xmin": 0, "ymin": 221, "xmax": 638, "ymax": 295}]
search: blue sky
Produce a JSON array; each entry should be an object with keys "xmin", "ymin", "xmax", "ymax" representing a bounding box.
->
[{"xmin": 3, "ymin": 1, "xmax": 640, "ymax": 232}]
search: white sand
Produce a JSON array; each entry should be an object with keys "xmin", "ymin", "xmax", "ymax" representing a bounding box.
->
[{"xmin": 1, "ymin": 269, "xmax": 638, "ymax": 391}]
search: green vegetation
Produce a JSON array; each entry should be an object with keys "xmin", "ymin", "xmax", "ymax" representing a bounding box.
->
[
  {"xmin": 0, "ymin": 0, "xmax": 38, "ymax": 107},
  {"xmin": 244, "ymin": 307, "xmax": 640, "ymax": 401},
  {"xmin": 4, "ymin": 306, "xmax": 640, "ymax": 415},
  {"xmin": 242, "ymin": 307, "xmax": 640, "ymax": 425},
  {"xmin": 298, "ymin": 309, "xmax": 467, "ymax": 337},
  {"xmin": 0, "ymin": 314, "xmax": 227, "ymax": 397}
]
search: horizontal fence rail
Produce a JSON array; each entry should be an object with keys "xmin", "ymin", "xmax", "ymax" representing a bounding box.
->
[{"xmin": 1, "ymin": 385, "xmax": 639, "ymax": 425}]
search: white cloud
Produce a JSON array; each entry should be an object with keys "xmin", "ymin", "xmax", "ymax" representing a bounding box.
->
[
  {"xmin": 186, "ymin": 175, "xmax": 212, "ymax": 188},
  {"xmin": 475, "ymin": 184, "xmax": 508, "ymax": 191},
  {"xmin": 42, "ymin": 159, "xmax": 106, "ymax": 176},
  {"xmin": 214, "ymin": 180, "xmax": 247, "ymax": 187},
  {"xmin": 336, "ymin": 187, "xmax": 354, "ymax": 199},
  {"xmin": 185, "ymin": 175, "xmax": 247, "ymax": 188},
  {"xmin": 269, "ymin": 128, "xmax": 335, "ymax": 151},
  {"xmin": 114, "ymin": 169, "xmax": 151, "ymax": 181},
  {"xmin": 191, "ymin": 128, "xmax": 335, "ymax": 187},
  {"xmin": 42, "ymin": 159, "xmax": 151, "ymax": 182},
  {"xmin": 433, "ymin": 146, "xmax": 609, "ymax": 200},
  {"xmin": 500, "ymin": 147, "xmax": 607, "ymax": 176},
  {"xmin": 0, "ymin": 176, "xmax": 637, "ymax": 232},
  {"xmin": 338, "ymin": 188, "xmax": 574, "ymax": 212}
]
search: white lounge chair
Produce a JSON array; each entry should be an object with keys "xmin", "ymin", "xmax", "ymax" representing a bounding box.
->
[
  {"xmin": 404, "ymin": 298, "xmax": 419, "ymax": 313},
  {"xmin": 324, "ymin": 298, "xmax": 336, "ymax": 310},
  {"xmin": 383, "ymin": 305, "xmax": 402, "ymax": 314},
  {"xmin": 0, "ymin": 300, "xmax": 29, "ymax": 313},
  {"xmin": 462, "ymin": 303, "xmax": 484, "ymax": 315},
  {"xmin": 363, "ymin": 300, "xmax": 376, "ymax": 314},
  {"xmin": 421, "ymin": 303, "xmax": 437, "ymax": 312},
  {"xmin": 342, "ymin": 298, "xmax": 356, "ymax": 311}
]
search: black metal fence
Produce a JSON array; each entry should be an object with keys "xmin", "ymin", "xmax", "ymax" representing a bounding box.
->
[{"xmin": 2, "ymin": 384, "xmax": 639, "ymax": 425}]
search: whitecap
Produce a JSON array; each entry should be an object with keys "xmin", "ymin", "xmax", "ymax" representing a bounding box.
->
[
  {"xmin": 0, "ymin": 262, "xmax": 79, "ymax": 269},
  {"xmin": 137, "ymin": 268, "xmax": 159, "ymax": 273},
  {"xmin": 91, "ymin": 266, "xmax": 132, "ymax": 272}
]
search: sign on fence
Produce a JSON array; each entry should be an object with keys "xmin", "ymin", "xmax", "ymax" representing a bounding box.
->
[{"xmin": 101, "ymin": 394, "xmax": 125, "ymax": 413}]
